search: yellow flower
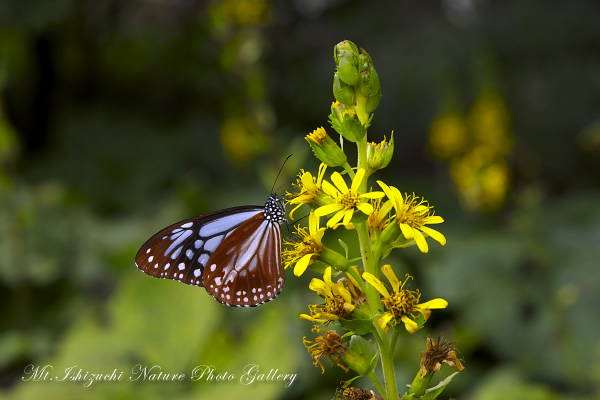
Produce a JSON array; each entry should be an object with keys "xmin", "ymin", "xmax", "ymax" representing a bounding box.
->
[
  {"xmin": 377, "ymin": 180, "xmax": 446, "ymax": 253},
  {"xmin": 362, "ymin": 265, "xmax": 447, "ymax": 333},
  {"xmin": 305, "ymin": 127, "xmax": 347, "ymax": 167},
  {"xmin": 367, "ymin": 197, "xmax": 393, "ymax": 233},
  {"xmin": 282, "ymin": 212, "xmax": 325, "ymax": 276},
  {"xmin": 300, "ymin": 267, "xmax": 356, "ymax": 324},
  {"xmin": 315, "ymin": 169, "xmax": 384, "ymax": 228},
  {"xmin": 286, "ymin": 163, "xmax": 328, "ymax": 220}
]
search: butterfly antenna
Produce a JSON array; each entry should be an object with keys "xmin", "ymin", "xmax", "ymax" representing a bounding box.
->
[
  {"xmin": 286, "ymin": 213, "xmax": 309, "ymax": 238},
  {"xmin": 271, "ymin": 154, "xmax": 293, "ymax": 194}
]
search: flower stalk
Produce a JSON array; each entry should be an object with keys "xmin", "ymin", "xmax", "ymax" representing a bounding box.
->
[{"xmin": 285, "ymin": 40, "xmax": 460, "ymax": 400}]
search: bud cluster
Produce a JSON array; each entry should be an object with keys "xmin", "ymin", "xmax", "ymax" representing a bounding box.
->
[{"xmin": 309, "ymin": 40, "xmax": 392, "ymax": 173}]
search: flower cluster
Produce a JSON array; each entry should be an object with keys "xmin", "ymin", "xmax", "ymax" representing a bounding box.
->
[{"xmin": 285, "ymin": 40, "xmax": 462, "ymax": 400}]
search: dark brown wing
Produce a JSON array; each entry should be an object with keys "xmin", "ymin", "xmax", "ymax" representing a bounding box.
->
[
  {"xmin": 134, "ymin": 208, "xmax": 263, "ymax": 287},
  {"xmin": 203, "ymin": 213, "xmax": 284, "ymax": 307}
]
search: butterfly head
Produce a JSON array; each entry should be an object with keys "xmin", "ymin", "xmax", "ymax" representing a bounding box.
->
[{"xmin": 264, "ymin": 194, "xmax": 286, "ymax": 224}]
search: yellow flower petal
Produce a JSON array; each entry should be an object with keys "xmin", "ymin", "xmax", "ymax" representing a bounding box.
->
[
  {"xmin": 300, "ymin": 171, "xmax": 315, "ymax": 187},
  {"xmin": 323, "ymin": 266, "xmax": 333, "ymax": 285},
  {"xmin": 360, "ymin": 191, "xmax": 385, "ymax": 199},
  {"xmin": 308, "ymin": 277, "xmax": 327, "ymax": 294},
  {"xmin": 381, "ymin": 264, "xmax": 400, "ymax": 292},
  {"xmin": 425, "ymin": 215, "xmax": 444, "ymax": 224},
  {"xmin": 330, "ymin": 171, "xmax": 349, "ymax": 194},
  {"xmin": 356, "ymin": 202, "xmax": 374, "ymax": 215},
  {"xmin": 317, "ymin": 163, "xmax": 327, "ymax": 184},
  {"xmin": 350, "ymin": 168, "xmax": 365, "ymax": 193},
  {"xmin": 319, "ymin": 312, "xmax": 342, "ymax": 321},
  {"xmin": 401, "ymin": 315, "xmax": 419, "ymax": 334},
  {"xmin": 413, "ymin": 229, "xmax": 429, "ymax": 253},
  {"xmin": 380, "ymin": 200, "xmax": 394, "ymax": 216},
  {"xmin": 378, "ymin": 313, "xmax": 394, "ymax": 332},
  {"xmin": 294, "ymin": 253, "xmax": 314, "ymax": 276},
  {"xmin": 333, "ymin": 284, "xmax": 352, "ymax": 304},
  {"xmin": 393, "ymin": 186, "xmax": 404, "ymax": 205},
  {"xmin": 308, "ymin": 212, "xmax": 319, "ymax": 233},
  {"xmin": 299, "ymin": 313, "xmax": 323, "ymax": 322},
  {"xmin": 314, "ymin": 203, "xmax": 342, "ymax": 217},
  {"xmin": 420, "ymin": 225, "xmax": 446, "ymax": 246},
  {"xmin": 327, "ymin": 209, "xmax": 346, "ymax": 228},
  {"xmin": 400, "ymin": 223, "xmax": 415, "ymax": 239},
  {"xmin": 322, "ymin": 180, "xmax": 340, "ymax": 198},
  {"xmin": 377, "ymin": 181, "xmax": 404, "ymax": 213},
  {"xmin": 362, "ymin": 272, "xmax": 390, "ymax": 298},
  {"xmin": 342, "ymin": 208, "xmax": 354, "ymax": 226},
  {"xmin": 377, "ymin": 180, "xmax": 394, "ymax": 202},
  {"xmin": 419, "ymin": 298, "xmax": 448, "ymax": 310}
]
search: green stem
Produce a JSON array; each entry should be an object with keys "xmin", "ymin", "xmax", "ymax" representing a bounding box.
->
[
  {"xmin": 354, "ymin": 90, "xmax": 398, "ymax": 400},
  {"xmin": 390, "ymin": 328, "xmax": 401, "ymax": 354},
  {"xmin": 356, "ymin": 221, "xmax": 378, "ymax": 314},
  {"xmin": 354, "ymin": 93, "xmax": 378, "ymax": 304},
  {"xmin": 342, "ymin": 162, "xmax": 355, "ymax": 179},
  {"xmin": 372, "ymin": 325, "xmax": 399, "ymax": 400},
  {"xmin": 367, "ymin": 370, "xmax": 387, "ymax": 398}
]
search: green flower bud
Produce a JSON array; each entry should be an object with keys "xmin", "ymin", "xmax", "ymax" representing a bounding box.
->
[
  {"xmin": 334, "ymin": 40, "xmax": 360, "ymax": 86},
  {"xmin": 380, "ymin": 220, "xmax": 400, "ymax": 244},
  {"xmin": 410, "ymin": 368, "xmax": 434, "ymax": 397},
  {"xmin": 319, "ymin": 246, "xmax": 350, "ymax": 271},
  {"xmin": 328, "ymin": 101, "xmax": 346, "ymax": 135},
  {"xmin": 340, "ymin": 109, "xmax": 366, "ymax": 142},
  {"xmin": 333, "ymin": 73, "xmax": 355, "ymax": 105},
  {"xmin": 340, "ymin": 342, "xmax": 373, "ymax": 377},
  {"xmin": 367, "ymin": 132, "xmax": 394, "ymax": 171},
  {"xmin": 305, "ymin": 127, "xmax": 348, "ymax": 167},
  {"xmin": 357, "ymin": 50, "xmax": 382, "ymax": 113}
]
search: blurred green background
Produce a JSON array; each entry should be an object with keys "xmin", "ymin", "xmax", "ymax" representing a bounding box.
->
[{"xmin": 1, "ymin": 1, "xmax": 599, "ymax": 399}]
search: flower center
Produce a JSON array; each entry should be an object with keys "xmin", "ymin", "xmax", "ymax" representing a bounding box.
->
[
  {"xmin": 302, "ymin": 236, "xmax": 323, "ymax": 256},
  {"xmin": 340, "ymin": 192, "xmax": 360, "ymax": 210},
  {"xmin": 397, "ymin": 194, "xmax": 430, "ymax": 228},
  {"xmin": 382, "ymin": 289, "xmax": 419, "ymax": 319},
  {"xmin": 325, "ymin": 295, "xmax": 350, "ymax": 318}
]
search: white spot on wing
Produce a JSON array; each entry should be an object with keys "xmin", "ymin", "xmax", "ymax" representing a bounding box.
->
[{"xmin": 181, "ymin": 222, "xmax": 193, "ymax": 228}]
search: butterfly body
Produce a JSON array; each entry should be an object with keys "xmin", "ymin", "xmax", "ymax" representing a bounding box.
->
[{"xmin": 135, "ymin": 194, "xmax": 286, "ymax": 307}]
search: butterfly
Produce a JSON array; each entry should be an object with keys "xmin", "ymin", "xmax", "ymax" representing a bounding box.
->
[{"xmin": 135, "ymin": 194, "xmax": 287, "ymax": 307}]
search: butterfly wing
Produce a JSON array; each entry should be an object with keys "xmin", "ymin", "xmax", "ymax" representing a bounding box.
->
[
  {"xmin": 203, "ymin": 213, "xmax": 284, "ymax": 307},
  {"xmin": 135, "ymin": 207, "xmax": 264, "ymax": 287}
]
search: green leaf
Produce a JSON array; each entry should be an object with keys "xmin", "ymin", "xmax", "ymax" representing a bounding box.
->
[
  {"xmin": 424, "ymin": 372, "xmax": 460, "ymax": 398},
  {"xmin": 339, "ymin": 316, "xmax": 373, "ymax": 336}
]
